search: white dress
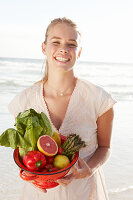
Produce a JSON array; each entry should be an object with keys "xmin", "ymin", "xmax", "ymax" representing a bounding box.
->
[{"xmin": 8, "ymin": 79, "xmax": 116, "ymax": 200}]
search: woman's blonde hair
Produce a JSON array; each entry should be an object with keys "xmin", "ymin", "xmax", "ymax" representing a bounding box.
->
[{"xmin": 41, "ymin": 17, "xmax": 81, "ymax": 82}]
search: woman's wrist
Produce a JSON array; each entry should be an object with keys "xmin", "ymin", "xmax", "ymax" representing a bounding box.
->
[{"xmin": 87, "ymin": 165, "xmax": 94, "ymax": 176}]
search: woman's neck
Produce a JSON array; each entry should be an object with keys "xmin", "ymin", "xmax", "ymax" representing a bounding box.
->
[{"xmin": 44, "ymin": 71, "xmax": 77, "ymax": 97}]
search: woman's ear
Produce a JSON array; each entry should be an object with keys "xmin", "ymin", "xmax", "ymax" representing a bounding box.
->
[
  {"xmin": 42, "ymin": 42, "xmax": 46, "ymax": 55},
  {"xmin": 77, "ymin": 47, "xmax": 82, "ymax": 59}
]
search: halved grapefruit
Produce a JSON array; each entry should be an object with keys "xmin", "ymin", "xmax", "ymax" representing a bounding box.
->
[{"xmin": 37, "ymin": 135, "xmax": 58, "ymax": 156}]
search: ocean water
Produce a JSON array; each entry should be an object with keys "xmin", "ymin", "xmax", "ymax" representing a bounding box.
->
[{"xmin": 0, "ymin": 57, "xmax": 133, "ymax": 200}]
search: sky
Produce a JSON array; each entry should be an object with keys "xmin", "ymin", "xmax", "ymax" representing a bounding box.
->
[{"xmin": 0, "ymin": 0, "xmax": 133, "ymax": 63}]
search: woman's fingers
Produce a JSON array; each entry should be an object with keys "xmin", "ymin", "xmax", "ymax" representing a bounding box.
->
[
  {"xmin": 78, "ymin": 157, "xmax": 89, "ymax": 168},
  {"xmin": 71, "ymin": 165, "xmax": 78, "ymax": 174},
  {"xmin": 42, "ymin": 188, "xmax": 47, "ymax": 193},
  {"xmin": 72, "ymin": 157, "xmax": 93, "ymax": 179},
  {"xmin": 57, "ymin": 173, "xmax": 74, "ymax": 186},
  {"xmin": 57, "ymin": 157, "xmax": 93, "ymax": 186}
]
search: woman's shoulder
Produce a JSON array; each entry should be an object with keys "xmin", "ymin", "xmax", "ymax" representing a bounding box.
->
[
  {"xmin": 23, "ymin": 81, "xmax": 42, "ymax": 95},
  {"xmin": 8, "ymin": 81, "xmax": 42, "ymax": 117},
  {"xmin": 78, "ymin": 78, "xmax": 116, "ymax": 102},
  {"xmin": 78, "ymin": 78, "xmax": 116, "ymax": 117},
  {"xmin": 78, "ymin": 78, "xmax": 107, "ymax": 95},
  {"xmin": 15, "ymin": 81, "xmax": 42, "ymax": 105}
]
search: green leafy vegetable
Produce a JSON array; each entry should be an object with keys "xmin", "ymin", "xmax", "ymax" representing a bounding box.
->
[{"xmin": 0, "ymin": 109, "xmax": 53, "ymax": 157}]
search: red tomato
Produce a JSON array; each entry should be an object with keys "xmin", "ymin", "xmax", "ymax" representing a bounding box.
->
[
  {"xmin": 60, "ymin": 135, "xmax": 66, "ymax": 145},
  {"xmin": 46, "ymin": 156, "xmax": 54, "ymax": 164},
  {"xmin": 51, "ymin": 167, "xmax": 59, "ymax": 171},
  {"xmin": 58, "ymin": 146, "xmax": 64, "ymax": 154},
  {"xmin": 45, "ymin": 163, "xmax": 53, "ymax": 171},
  {"xmin": 40, "ymin": 168, "xmax": 48, "ymax": 173}
]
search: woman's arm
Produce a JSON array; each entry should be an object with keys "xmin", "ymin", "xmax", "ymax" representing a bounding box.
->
[
  {"xmin": 72, "ymin": 107, "xmax": 114, "ymax": 178},
  {"xmin": 86, "ymin": 107, "xmax": 114, "ymax": 173}
]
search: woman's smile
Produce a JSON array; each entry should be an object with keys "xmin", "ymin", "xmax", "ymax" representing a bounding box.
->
[{"xmin": 54, "ymin": 56, "xmax": 70, "ymax": 63}]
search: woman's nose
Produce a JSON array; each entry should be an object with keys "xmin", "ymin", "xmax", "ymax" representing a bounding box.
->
[{"xmin": 59, "ymin": 46, "xmax": 69, "ymax": 54}]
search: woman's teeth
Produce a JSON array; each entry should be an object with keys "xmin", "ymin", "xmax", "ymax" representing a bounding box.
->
[{"xmin": 55, "ymin": 57, "xmax": 69, "ymax": 62}]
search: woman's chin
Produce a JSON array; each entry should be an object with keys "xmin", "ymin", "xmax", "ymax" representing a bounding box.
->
[
  {"xmin": 56, "ymin": 65, "xmax": 74, "ymax": 73},
  {"xmin": 51, "ymin": 63, "xmax": 72, "ymax": 72}
]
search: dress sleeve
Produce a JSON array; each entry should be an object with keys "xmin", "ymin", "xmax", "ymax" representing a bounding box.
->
[
  {"xmin": 97, "ymin": 88, "xmax": 117, "ymax": 117},
  {"xmin": 8, "ymin": 89, "xmax": 28, "ymax": 118}
]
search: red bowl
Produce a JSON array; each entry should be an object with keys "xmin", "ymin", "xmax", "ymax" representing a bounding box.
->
[{"xmin": 13, "ymin": 148, "xmax": 79, "ymax": 189}]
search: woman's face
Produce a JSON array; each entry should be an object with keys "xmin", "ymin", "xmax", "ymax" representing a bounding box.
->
[{"xmin": 42, "ymin": 23, "xmax": 81, "ymax": 73}]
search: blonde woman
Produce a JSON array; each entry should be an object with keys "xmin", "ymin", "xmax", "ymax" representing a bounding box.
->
[{"xmin": 8, "ymin": 17, "xmax": 116, "ymax": 200}]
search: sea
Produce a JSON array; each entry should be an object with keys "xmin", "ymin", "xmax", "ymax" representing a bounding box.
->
[{"xmin": 0, "ymin": 57, "xmax": 133, "ymax": 200}]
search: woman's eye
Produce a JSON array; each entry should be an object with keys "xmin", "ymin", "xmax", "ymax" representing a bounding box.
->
[
  {"xmin": 68, "ymin": 44, "xmax": 77, "ymax": 47},
  {"xmin": 53, "ymin": 41, "xmax": 60, "ymax": 45}
]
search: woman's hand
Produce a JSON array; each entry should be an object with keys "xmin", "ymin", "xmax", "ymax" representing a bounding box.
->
[
  {"xmin": 57, "ymin": 157, "xmax": 93, "ymax": 186},
  {"xmin": 72, "ymin": 157, "xmax": 93, "ymax": 179},
  {"xmin": 37, "ymin": 188, "xmax": 47, "ymax": 193}
]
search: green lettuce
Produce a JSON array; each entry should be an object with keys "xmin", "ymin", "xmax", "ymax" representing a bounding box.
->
[{"xmin": 0, "ymin": 109, "xmax": 53, "ymax": 157}]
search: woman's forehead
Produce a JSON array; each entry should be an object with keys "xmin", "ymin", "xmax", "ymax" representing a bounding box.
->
[{"xmin": 47, "ymin": 23, "xmax": 79, "ymax": 41}]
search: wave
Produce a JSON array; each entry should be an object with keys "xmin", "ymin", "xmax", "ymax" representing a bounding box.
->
[
  {"xmin": 0, "ymin": 80, "xmax": 33, "ymax": 88},
  {"xmin": 1, "ymin": 57, "xmax": 133, "ymax": 101},
  {"xmin": 1, "ymin": 80, "xmax": 133, "ymax": 101},
  {"xmin": 108, "ymin": 185, "xmax": 133, "ymax": 194},
  {"xmin": 0, "ymin": 61, "xmax": 43, "ymax": 72},
  {"xmin": 1, "ymin": 57, "xmax": 133, "ymax": 67},
  {"xmin": 0, "ymin": 56, "xmax": 42, "ymax": 64},
  {"xmin": 1, "ymin": 79, "xmax": 132, "ymax": 90},
  {"xmin": 0, "ymin": 80, "xmax": 34, "ymax": 91},
  {"xmin": 0, "ymin": 57, "xmax": 44, "ymax": 74}
]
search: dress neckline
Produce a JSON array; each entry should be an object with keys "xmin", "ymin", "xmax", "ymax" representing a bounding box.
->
[{"xmin": 40, "ymin": 78, "xmax": 79, "ymax": 133}]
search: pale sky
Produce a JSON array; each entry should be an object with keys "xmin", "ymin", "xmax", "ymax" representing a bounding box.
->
[{"xmin": 0, "ymin": 0, "xmax": 133, "ymax": 63}]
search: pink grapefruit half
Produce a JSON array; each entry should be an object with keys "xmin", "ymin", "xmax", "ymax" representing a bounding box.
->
[{"xmin": 37, "ymin": 135, "xmax": 58, "ymax": 156}]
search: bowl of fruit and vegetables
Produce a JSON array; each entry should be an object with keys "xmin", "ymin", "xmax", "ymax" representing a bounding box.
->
[{"xmin": 0, "ymin": 109, "xmax": 86, "ymax": 189}]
